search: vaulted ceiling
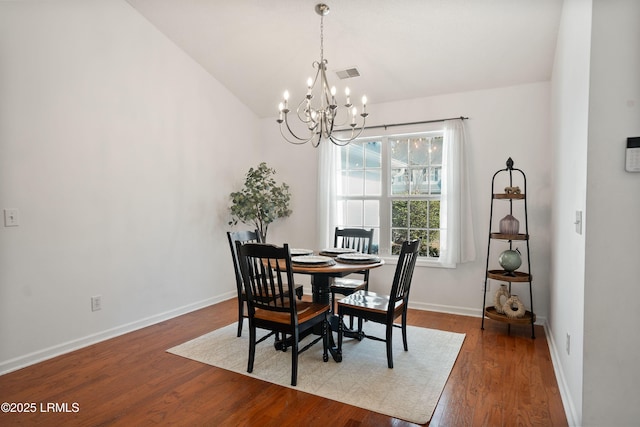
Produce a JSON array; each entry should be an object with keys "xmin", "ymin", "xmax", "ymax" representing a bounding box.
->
[{"xmin": 126, "ymin": 0, "xmax": 563, "ymax": 118}]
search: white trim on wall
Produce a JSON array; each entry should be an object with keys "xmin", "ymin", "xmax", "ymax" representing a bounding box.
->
[{"xmin": 0, "ymin": 293, "xmax": 233, "ymax": 376}]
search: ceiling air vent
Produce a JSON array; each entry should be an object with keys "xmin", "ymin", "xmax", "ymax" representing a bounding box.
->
[{"xmin": 335, "ymin": 67, "xmax": 361, "ymax": 79}]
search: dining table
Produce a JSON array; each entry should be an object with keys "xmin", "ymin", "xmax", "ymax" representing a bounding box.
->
[{"xmin": 284, "ymin": 249, "xmax": 385, "ymax": 361}]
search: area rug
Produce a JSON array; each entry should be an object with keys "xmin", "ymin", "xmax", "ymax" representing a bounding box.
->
[{"xmin": 167, "ymin": 322, "xmax": 465, "ymax": 424}]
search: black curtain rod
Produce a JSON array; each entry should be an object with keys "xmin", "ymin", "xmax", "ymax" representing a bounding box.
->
[{"xmin": 336, "ymin": 116, "xmax": 468, "ymax": 133}]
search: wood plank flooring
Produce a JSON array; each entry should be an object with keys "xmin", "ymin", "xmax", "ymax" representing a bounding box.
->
[{"xmin": 0, "ymin": 299, "xmax": 567, "ymax": 426}]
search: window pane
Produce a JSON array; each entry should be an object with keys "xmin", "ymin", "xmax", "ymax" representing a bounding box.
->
[
  {"xmin": 428, "ymin": 230, "xmax": 440, "ymax": 257},
  {"xmin": 410, "ymin": 167, "xmax": 428, "ymax": 195},
  {"xmin": 391, "ymin": 200, "xmax": 408, "ymax": 228},
  {"xmin": 364, "ymin": 141, "xmax": 381, "ymax": 168},
  {"xmin": 365, "ymin": 170, "xmax": 381, "ymax": 195},
  {"xmin": 391, "ymin": 229, "xmax": 408, "ymax": 255},
  {"xmin": 430, "ymin": 137, "xmax": 443, "ymax": 165},
  {"xmin": 391, "ymin": 168, "xmax": 409, "ymax": 195},
  {"xmin": 429, "ymin": 200, "xmax": 440, "ymax": 228},
  {"xmin": 409, "ymin": 137, "xmax": 428, "ymax": 166},
  {"xmin": 347, "ymin": 144, "xmax": 363, "ymax": 168},
  {"xmin": 409, "ymin": 200, "xmax": 428, "ymax": 228},
  {"xmin": 346, "ymin": 170, "xmax": 364, "ymax": 195},
  {"xmin": 429, "ymin": 166, "xmax": 442, "ymax": 194},
  {"xmin": 370, "ymin": 229, "xmax": 379, "ymax": 254},
  {"xmin": 411, "ymin": 229, "xmax": 429, "ymax": 256},
  {"xmin": 345, "ymin": 200, "xmax": 363, "ymax": 225},
  {"xmin": 364, "ymin": 200, "xmax": 379, "ymax": 227},
  {"xmin": 390, "ymin": 139, "xmax": 408, "ymax": 165}
]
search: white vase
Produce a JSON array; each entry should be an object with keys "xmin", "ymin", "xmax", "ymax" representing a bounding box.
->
[{"xmin": 493, "ymin": 284, "xmax": 510, "ymax": 314}]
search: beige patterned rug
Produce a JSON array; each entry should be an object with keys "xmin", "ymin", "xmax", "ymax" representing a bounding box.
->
[{"xmin": 167, "ymin": 321, "xmax": 465, "ymax": 424}]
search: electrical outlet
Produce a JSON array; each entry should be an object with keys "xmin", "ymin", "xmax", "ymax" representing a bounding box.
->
[
  {"xmin": 566, "ymin": 333, "xmax": 571, "ymax": 355},
  {"xmin": 91, "ymin": 295, "xmax": 102, "ymax": 312}
]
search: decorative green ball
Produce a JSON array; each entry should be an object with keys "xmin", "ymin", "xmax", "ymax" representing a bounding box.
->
[{"xmin": 498, "ymin": 249, "xmax": 522, "ymax": 272}]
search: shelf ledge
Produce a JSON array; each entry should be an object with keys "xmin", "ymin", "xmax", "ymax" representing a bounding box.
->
[
  {"xmin": 484, "ymin": 306, "xmax": 536, "ymax": 324},
  {"xmin": 487, "ymin": 270, "xmax": 532, "ymax": 282},
  {"xmin": 490, "ymin": 233, "xmax": 529, "ymax": 240},
  {"xmin": 493, "ymin": 193, "xmax": 525, "ymax": 200}
]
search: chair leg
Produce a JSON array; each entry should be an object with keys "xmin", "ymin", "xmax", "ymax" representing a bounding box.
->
[
  {"xmin": 322, "ymin": 317, "xmax": 329, "ymax": 362},
  {"xmin": 247, "ymin": 324, "xmax": 256, "ymax": 373},
  {"xmin": 402, "ymin": 310, "xmax": 408, "ymax": 351},
  {"xmin": 386, "ymin": 323, "xmax": 394, "ymax": 369},
  {"xmin": 237, "ymin": 298, "xmax": 244, "ymax": 337},
  {"xmin": 291, "ymin": 331, "xmax": 299, "ymax": 386},
  {"xmin": 337, "ymin": 313, "xmax": 344, "ymax": 358}
]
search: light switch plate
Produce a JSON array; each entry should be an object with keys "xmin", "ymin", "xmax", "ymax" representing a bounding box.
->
[
  {"xmin": 575, "ymin": 210, "xmax": 582, "ymax": 235},
  {"xmin": 4, "ymin": 209, "xmax": 19, "ymax": 227}
]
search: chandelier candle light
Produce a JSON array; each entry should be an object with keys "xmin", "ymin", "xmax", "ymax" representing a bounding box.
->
[{"xmin": 277, "ymin": 3, "xmax": 368, "ymax": 147}]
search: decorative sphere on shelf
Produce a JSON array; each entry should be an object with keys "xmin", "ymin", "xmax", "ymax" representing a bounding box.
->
[{"xmin": 498, "ymin": 249, "xmax": 522, "ymax": 272}]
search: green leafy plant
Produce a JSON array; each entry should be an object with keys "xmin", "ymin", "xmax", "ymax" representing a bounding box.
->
[{"xmin": 228, "ymin": 162, "xmax": 292, "ymax": 242}]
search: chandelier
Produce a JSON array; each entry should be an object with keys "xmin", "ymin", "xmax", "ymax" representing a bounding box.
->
[{"xmin": 277, "ymin": 3, "xmax": 368, "ymax": 147}]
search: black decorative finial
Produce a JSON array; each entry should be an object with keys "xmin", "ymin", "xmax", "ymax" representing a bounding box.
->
[{"xmin": 506, "ymin": 157, "xmax": 514, "ymax": 170}]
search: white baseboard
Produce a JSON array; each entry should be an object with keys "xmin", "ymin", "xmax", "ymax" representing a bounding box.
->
[
  {"xmin": 543, "ymin": 323, "xmax": 581, "ymax": 426},
  {"xmin": 409, "ymin": 300, "xmax": 547, "ymax": 325},
  {"xmin": 0, "ymin": 292, "xmax": 234, "ymax": 376}
]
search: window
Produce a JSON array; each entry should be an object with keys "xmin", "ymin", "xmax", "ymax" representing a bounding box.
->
[{"xmin": 336, "ymin": 132, "xmax": 444, "ymax": 258}]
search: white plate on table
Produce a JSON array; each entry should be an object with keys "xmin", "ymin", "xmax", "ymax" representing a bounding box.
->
[
  {"xmin": 290, "ymin": 248, "xmax": 314, "ymax": 256},
  {"xmin": 319, "ymin": 247, "xmax": 357, "ymax": 256},
  {"xmin": 336, "ymin": 253, "xmax": 381, "ymax": 264},
  {"xmin": 291, "ymin": 255, "xmax": 335, "ymax": 266}
]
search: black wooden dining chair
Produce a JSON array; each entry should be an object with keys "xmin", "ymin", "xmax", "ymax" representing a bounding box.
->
[
  {"xmin": 227, "ymin": 230, "xmax": 303, "ymax": 337},
  {"xmin": 330, "ymin": 227, "xmax": 374, "ymax": 326},
  {"xmin": 237, "ymin": 242, "xmax": 329, "ymax": 386},
  {"xmin": 337, "ymin": 239, "xmax": 420, "ymax": 368}
]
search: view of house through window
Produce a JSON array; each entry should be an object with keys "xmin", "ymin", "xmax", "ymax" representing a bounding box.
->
[{"xmin": 336, "ymin": 132, "xmax": 444, "ymax": 258}]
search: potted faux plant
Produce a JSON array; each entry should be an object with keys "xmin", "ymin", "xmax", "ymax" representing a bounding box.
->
[{"xmin": 228, "ymin": 162, "xmax": 292, "ymax": 242}]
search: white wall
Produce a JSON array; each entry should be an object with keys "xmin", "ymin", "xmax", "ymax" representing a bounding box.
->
[
  {"xmin": 582, "ymin": 0, "xmax": 640, "ymax": 425},
  {"xmin": 0, "ymin": 0, "xmax": 259, "ymax": 372},
  {"xmin": 549, "ymin": 0, "xmax": 592, "ymax": 424},
  {"xmin": 261, "ymin": 82, "xmax": 552, "ymax": 322}
]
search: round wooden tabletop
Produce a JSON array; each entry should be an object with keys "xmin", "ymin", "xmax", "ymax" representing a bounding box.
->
[{"xmin": 290, "ymin": 259, "xmax": 384, "ymax": 275}]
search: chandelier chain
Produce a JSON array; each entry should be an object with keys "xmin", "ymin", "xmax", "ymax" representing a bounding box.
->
[{"xmin": 320, "ymin": 13, "xmax": 324, "ymax": 64}]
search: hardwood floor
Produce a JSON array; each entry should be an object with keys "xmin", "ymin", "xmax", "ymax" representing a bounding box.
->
[{"xmin": 0, "ymin": 299, "xmax": 567, "ymax": 426}]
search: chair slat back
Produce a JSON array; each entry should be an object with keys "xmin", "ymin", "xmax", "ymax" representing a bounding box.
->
[
  {"xmin": 334, "ymin": 227, "xmax": 374, "ymax": 254},
  {"xmin": 227, "ymin": 230, "xmax": 261, "ymax": 292},
  {"xmin": 237, "ymin": 242, "xmax": 296, "ymax": 317},
  {"xmin": 389, "ymin": 239, "xmax": 421, "ymax": 312}
]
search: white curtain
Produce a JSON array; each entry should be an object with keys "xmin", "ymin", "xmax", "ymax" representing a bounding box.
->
[
  {"xmin": 440, "ymin": 119, "xmax": 476, "ymax": 266},
  {"xmin": 317, "ymin": 141, "xmax": 340, "ymax": 249}
]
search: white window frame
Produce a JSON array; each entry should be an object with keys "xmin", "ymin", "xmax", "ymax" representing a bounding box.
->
[{"xmin": 335, "ymin": 130, "xmax": 450, "ymax": 267}]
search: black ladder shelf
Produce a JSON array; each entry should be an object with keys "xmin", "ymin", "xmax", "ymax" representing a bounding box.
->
[{"xmin": 481, "ymin": 157, "xmax": 535, "ymax": 338}]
